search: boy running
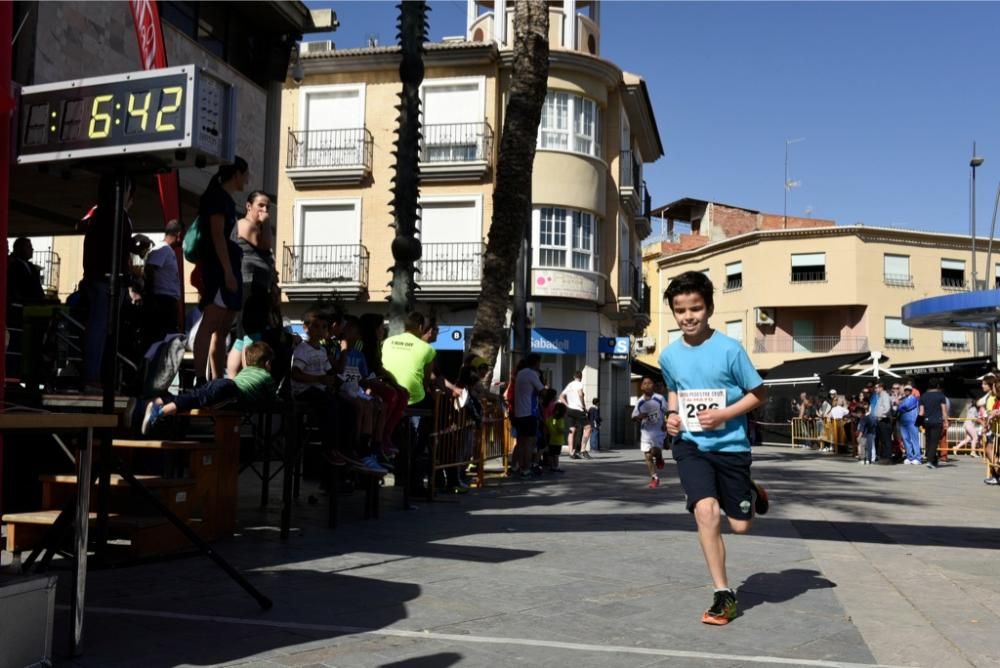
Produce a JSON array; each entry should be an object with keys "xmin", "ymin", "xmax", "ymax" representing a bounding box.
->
[
  {"xmin": 632, "ymin": 376, "xmax": 667, "ymax": 488},
  {"xmin": 659, "ymin": 271, "xmax": 769, "ymax": 626}
]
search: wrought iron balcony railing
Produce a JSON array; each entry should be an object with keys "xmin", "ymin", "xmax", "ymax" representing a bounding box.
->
[
  {"xmin": 421, "ymin": 122, "xmax": 493, "ymax": 164},
  {"xmin": 286, "ymin": 128, "xmax": 373, "ymax": 170},
  {"xmin": 619, "ymin": 149, "xmax": 641, "ymax": 190},
  {"xmin": 282, "ymin": 244, "xmax": 369, "ymax": 286},
  {"xmin": 940, "ymin": 276, "xmax": 968, "ymax": 290},
  {"xmin": 752, "ymin": 336, "xmax": 869, "ymax": 354},
  {"xmin": 35, "ymin": 250, "xmax": 60, "ymax": 294},
  {"xmin": 790, "ymin": 270, "xmax": 827, "ymax": 283},
  {"xmin": 419, "ymin": 242, "xmax": 485, "ymax": 283},
  {"xmin": 639, "ymin": 180, "xmax": 651, "ymax": 219},
  {"xmin": 883, "ymin": 273, "xmax": 913, "ymax": 287}
]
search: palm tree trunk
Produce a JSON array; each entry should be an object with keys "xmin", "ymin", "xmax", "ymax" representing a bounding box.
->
[
  {"xmin": 468, "ymin": 0, "xmax": 549, "ymax": 367},
  {"xmin": 387, "ymin": 0, "xmax": 428, "ymax": 335}
]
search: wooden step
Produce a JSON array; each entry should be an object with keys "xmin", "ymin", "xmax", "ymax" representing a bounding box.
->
[
  {"xmin": 2, "ymin": 509, "xmax": 203, "ymax": 557},
  {"xmin": 39, "ymin": 474, "xmax": 194, "ymax": 488},
  {"xmin": 112, "ymin": 439, "xmax": 207, "ymax": 450}
]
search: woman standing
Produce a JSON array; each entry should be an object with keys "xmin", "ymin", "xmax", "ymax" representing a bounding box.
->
[
  {"xmin": 192, "ymin": 157, "xmax": 248, "ymax": 382},
  {"xmin": 226, "ymin": 190, "xmax": 275, "ymax": 377}
]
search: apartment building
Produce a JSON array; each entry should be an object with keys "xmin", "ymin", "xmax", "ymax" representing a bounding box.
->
[
  {"xmin": 640, "ymin": 208, "xmax": 990, "ymax": 371},
  {"xmin": 278, "ymin": 0, "xmax": 663, "ymax": 444}
]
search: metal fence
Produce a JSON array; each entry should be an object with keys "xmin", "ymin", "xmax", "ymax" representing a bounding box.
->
[
  {"xmin": 35, "ymin": 250, "xmax": 60, "ymax": 293},
  {"xmin": 419, "ymin": 242, "xmax": 484, "ymax": 283},
  {"xmin": 281, "ymin": 244, "xmax": 370, "ymax": 285},
  {"xmin": 421, "ymin": 122, "xmax": 493, "ymax": 163},
  {"xmin": 286, "ymin": 128, "xmax": 373, "ymax": 169},
  {"xmin": 753, "ymin": 336, "xmax": 869, "ymax": 354}
]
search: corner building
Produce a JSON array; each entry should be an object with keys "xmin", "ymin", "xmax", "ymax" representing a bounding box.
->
[{"xmin": 277, "ymin": 0, "xmax": 663, "ymax": 446}]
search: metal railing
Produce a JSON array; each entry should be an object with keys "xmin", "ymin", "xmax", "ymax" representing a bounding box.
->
[
  {"xmin": 942, "ymin": 342, "xmax": 969, "ymax": 352},
  {"xmin": 619, "ymin": 149, "xmax": 641, "ymax": 191},
  {"xmin": 286, "ymin": 128, "xmax": 374, "ymax": 170},
  {"xmin": 619, "ymin": 261, "xmax": 642, "ymax": 300},
  {"xmin": 883, "ymin": 273, "xmax": 913, "ymax": 287},
  {"xmin": 752, "ymin": 336, "xmax": 869, "ymax": 354},
  {"xmin": 640, "ymin": 280, "xmax": 651, "ymax": 316},
  {"xmin": 35, "ymin": 250, "xmax": 60, "ymax": 293},
  {"xmin": 790, "ymin": 270, "xmax": 826, "ymax": 283},
  {"xmin": 725, "ymin": 276, "xmax": 743, "ymax": 291},
  {"xmin": 883, "ymin": 338, "xmax": 913, "ymax": 349},
  {"xmin": 421, "ymin": 122, "xmax": 493, "ymax": 164},
  {"xmin": 941, "ymin": 276, "xmax": 968, "ymax": 290},
  {"xmin": 638, "ymin": 180, "xmax": 651, "ymax": 219},
  {"xmin": 281, "ymin": 244, "xmax": 370, "ymax": 286},
  {"xmin": 419, "ymin": 242, "xmax": 484, "ymax": 283}
]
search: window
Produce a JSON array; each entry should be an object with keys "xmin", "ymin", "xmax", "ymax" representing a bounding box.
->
[
  {"xmin": 668, "ymin": 329, "xmax": 682, "ymax": 345},
  {"xmin": 941, "ymin": 259, "xmax": 966, "ymax": 289},
  {"xmin": 293, "ymin": 199, "xmax": 363, "ymax": 283},
  {"xmin": 539, "ymin": 91, "xmax": 602, "ymax": 157},
  {"xmin": 535, "ymin": 208, "xmax": 599, "ymax": 271},
  {"xmin": 725, "ymin": 261, "xmax": 743, "ymax": 291},
  {"xmin": 421, "ymin": 78, "xmax": 486, "ymax": 162},
  {"xmin": 883, "ymin": 254, "xmax": 911, "ymax": 286},
  {"xmin": 942, "ymin": 330, "xmax": 968, "ymax": 351},
  {"xmin": 995, "ymin": 264, "xmax": 1000, "ymax": 289},
  {"xmin": 791, "ymin": 253, "xmax": 825, "ymax": 282},
  {"xmin": 418, "ymin": 196, "xmax": 483, "ymax": 282},
  {"xmin": 298, "ymin": 85, "xmax": 366, "ymax": 167},
  {"xmin": 884, "ymin": 317, "xmax": 912, "ymax": 348},
  {"xmin": 726, "ymin": 320, "xmax": 743, "ymax": 342}
]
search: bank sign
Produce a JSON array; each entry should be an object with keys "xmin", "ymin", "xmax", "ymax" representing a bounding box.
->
[{"xmin": 530, "ymin": 328, "xmax": 587, "ymax": 355}]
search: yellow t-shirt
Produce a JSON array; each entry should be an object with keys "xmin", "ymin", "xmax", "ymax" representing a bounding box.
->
[{"xmin": 381, "ymin": 332, "xmax": 436, "ymax": 405}]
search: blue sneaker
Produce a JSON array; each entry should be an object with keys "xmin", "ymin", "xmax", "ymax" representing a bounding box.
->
[{"xmin": 141, "ymin": 402, "xmax": 163, "ymax": 435}]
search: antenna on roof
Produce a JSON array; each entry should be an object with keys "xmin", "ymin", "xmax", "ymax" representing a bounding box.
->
[{"xmin": 367, "ymin": 34, "xmax": 379, "ymax": 48}]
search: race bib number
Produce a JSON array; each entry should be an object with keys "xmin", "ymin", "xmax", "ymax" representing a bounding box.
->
[{"xmin": 678, "ymin": 389, "xmax": 726, "ymax": 432}]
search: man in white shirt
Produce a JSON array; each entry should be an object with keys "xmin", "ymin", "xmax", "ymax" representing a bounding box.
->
[
  {"xmin": 142, "ymin": 219, "xmax": 183, "ymax": 350},
  {"xmin": 560, "ymin": 370, "xmax": 589, "ymax": 459}
]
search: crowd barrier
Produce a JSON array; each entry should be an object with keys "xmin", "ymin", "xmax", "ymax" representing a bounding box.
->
[{"xmin": 790, "ymin": 417, "xmax": 853, "ymax": 453}]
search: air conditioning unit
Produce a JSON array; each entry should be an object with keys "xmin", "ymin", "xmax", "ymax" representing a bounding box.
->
[
  {"xmin": 635, "ymin": 336, "xmax": 656, "ymax": 352},
  {"xmin": 755, "ymin": 307, "xmax": 776, "ymax": 326},
  {"xmin": 300, "ymin": 40, "xmax": 334, "ymax": 55}
]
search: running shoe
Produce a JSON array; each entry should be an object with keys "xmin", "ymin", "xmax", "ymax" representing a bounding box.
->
[
  {"xmin": 984, "ymin": 477, "xmax": 999, "ymax": 486},
  {"xmin": 648, "ymin": 477, "xmax": 659, "ymax": 489},
  {"xmin": 141, "ymin": 402, "xmax": 163, "ymax": 435},
  {"xmin": 358, "ymin": 456, "xmax": 388, "ymax": 475},
  {"xmin": 702, "ymin": 589, "xmax": 738, "ymax": 625},
  {"xmin": 582, "ymin": 451, "xmax": 592, "ymax": 459},
  {"xmin": 751, "ymin": 480, "xmax": 769, "ymax": 516},
  {"xmin": 655, "ymin": 455, "xmax": 665, "ymax": 470}
]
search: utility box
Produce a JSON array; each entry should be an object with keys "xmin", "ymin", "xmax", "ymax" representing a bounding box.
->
[{"xmin": 0, "ymin": 574, "xmax": 57, "ymax": 667}]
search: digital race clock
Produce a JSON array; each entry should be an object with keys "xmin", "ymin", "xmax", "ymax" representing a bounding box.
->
[{"xmin": 17, "ymin": 64, "xmax": 235, "ymax": 167}]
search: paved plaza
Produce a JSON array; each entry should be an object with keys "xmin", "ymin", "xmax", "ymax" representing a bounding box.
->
[{"xmin": 48, "ymin": 446, "xmax": 1000, "ymax": 668}]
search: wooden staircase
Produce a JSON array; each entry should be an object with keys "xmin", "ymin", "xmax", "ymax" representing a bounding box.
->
[{"xmin": 2, "ymin": 438, "xmax": 226, "ymax": 560}]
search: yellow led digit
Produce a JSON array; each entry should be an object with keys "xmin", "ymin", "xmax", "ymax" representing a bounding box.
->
[
  {"xmin": 127, "ymin": 91, "xmax": 151, "ymax": 132},
  {"xmin": 88, "ymin": 94, "xmax": 113, "ymax": 139},
  {"xmin": 155, "ymin": 86, "xmax": 183, "ymax": 132}
]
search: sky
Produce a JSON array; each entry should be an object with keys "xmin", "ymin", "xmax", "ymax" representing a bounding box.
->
[{"xmin": 306, "ymin": 1, "xmax": 1000, "ymax": 237}]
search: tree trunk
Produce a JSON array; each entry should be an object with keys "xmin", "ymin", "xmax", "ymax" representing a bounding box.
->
[
  {"xmin": 468, "ymin": 0, "xmax": 549, "ymax": 368},
  {"xmin": 387, "ymin": 0, "xmax": 428, "ymax": 335}
]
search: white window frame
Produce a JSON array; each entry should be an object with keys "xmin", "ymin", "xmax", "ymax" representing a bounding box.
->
[
  {"xmin": 942, "ymin": 330, "xmax": 968, "ymax": 350},
  {"xmin": 533, "ymin": 207, "xmax": 600, "ymax": 272},
  {"xmin": 419, "ymin": 76, "xmax": 487, "ymax": 162},
  {"xmin": 725, "ymin": 261, "xmax": 743, "ymax": 290},
  {"xmin": 298, "ymin": 83, "xmax": 366, "ymax": 131},
  {"xmin": 292, "ymin": 197, "xmax": 364, "ymax": 282},
  {"xmin": 725, "ymin": 320, "xmax": 743, "ymax": 342},
  {"xmin": 884, "ymin": 316, "xmax": 912, "ymax": 347},
  {"xmin": 883, "ymin": 254, "xmax": 911, "ymax": 285},
  {"xmin": 416, "ymin": 194, "xmax": 484, "ymax": 282},
  {"xmin": 539, "ymin": 90, "xmax": 602, "ymax": 158}
]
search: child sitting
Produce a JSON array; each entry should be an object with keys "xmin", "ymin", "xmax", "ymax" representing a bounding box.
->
[
  {"xmin": 142, "ymin": 341, "xmax": 276, "ymax": 433},
  {"xmin": 335, "ymin": 315, "xmax": 387, "ymax": 462}
]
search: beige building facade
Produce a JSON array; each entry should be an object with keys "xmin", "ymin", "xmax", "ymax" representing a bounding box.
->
[
  {"xmin": 640, "ymin": 223, "xmax": 991, "ymax": 372},
  {"xmin": 278, "ymin": 0, "xmax": 662, "ymax": 444}
]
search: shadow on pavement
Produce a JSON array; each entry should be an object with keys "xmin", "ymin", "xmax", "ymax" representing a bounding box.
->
[
  {"xmin": 381, "ymin": 652, "xmax": 463, "ymax": 667},
  {"xmin": 738, "ymin": 568, "xmax": 837, "ymax": 612}
]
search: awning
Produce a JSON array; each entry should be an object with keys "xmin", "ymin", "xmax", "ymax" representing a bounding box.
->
[
  {"xmin": 902, "ymin": 290, "xmax": 1000, "ymax": 330},
  {"xmin": 761, "ymin": 352, "xmax": 875, "ymax": 381}
]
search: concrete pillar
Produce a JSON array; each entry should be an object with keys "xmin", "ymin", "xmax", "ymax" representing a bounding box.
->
[{"xmin": 562, "ymin": 0, "xmax": 576, "ymax": 48}]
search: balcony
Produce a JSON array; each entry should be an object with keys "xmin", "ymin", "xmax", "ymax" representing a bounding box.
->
[
  {"xmin": 285, "ymin": 128, "xmax": 373, "ymax": 186},
  {"xmin": 635, "ymin": 180, "xmax": 652, "ymax": 239},
  {"xmin": 417, "ymin": 242, "xmax": 485, "ymax": 301},
  {"xmin": 618, "ymin": 261, "xmax": 644, "ymax": 315},
  {"xmin": 790, "ymin": 269, "xmax": 827, "ymax": 283},
  {"xmin": 752, "ymin": 336, "xmax": 869, "ymax": 354},
  {"xmin": 883, "ymin": 273, "xmax": 913, "ymax": 287},
  {"xmin": 619, "ymin": 149, "xmax": 642, "ymax": 214},
  {"xmin": 940, "ymin": 276, "xmax": 968, "ymax": 291},
  {"xmin": 36, "ymin": 250, "xmax": 60, "ymax": 296},
  {"xmin": 419, "ymin": 122, "xmax": 493, "ymax": 182},
  {"xmin": 280, "ymin": 244, "xmax": 369, "ymax": 301}
]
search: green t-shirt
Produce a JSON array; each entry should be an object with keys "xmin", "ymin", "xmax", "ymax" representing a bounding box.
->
[
  {"xmin": 233, "ymin": 365, "xmax": 275, "ymax": 407},
  {"xmin": 381, "ymin": 332, "xmax": 436, "ymax": 405}
]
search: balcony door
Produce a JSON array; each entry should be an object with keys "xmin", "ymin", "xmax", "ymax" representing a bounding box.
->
[
  {"xmin": 295, "ymin": 200, "xmax": 362, "ymax": 282},
  {"xmin": 419, "ymin": 197, "xmax": 482, "ymax": 282},
  {"xmin": 792, "ymin": 320, "xmax": 814, "ymax": 353},
  {"xmin": 301, "ymin": 85, "xmax": 365, "ymax": 167},
  {"xmin": 421, "ymin": 77, "xmax": 485, "ymax": 162}
]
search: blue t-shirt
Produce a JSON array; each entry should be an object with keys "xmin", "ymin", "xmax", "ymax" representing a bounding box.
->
[
  {"xmin": 339, "ymin": 348, "xmax": 370, "ymax": 396},
  {"xmin": 658, "ymin": 330, "xmax": 763, "ymax": 453}
]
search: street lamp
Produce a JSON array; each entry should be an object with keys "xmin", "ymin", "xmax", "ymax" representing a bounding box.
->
[
  {"xmin": 971, "ymin": 145, "xmax": 984, "ymax": 291},
  {"xmin": 784, "ymin": 137, "xmax": 805, "ymax": 228}
]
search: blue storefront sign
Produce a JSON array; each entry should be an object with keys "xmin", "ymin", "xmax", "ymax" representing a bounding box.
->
[
  {"xmin": 433, "ymin": 325, "xmax": 470, "ymax": 351},
  {"xmin": 599, "ymin": 336, "xmax": 631, "ymax": 360},
  {"xmin": 530, "ymin": 328, "xmax": 587, "ymax": 355}
]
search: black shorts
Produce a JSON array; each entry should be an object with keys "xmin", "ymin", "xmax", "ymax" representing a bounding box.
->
[
  {"xmin": 672, "ymin": 440, "xmax": 754, "ymax": 520},
  {"xmin": 513, "ymin": 415, "xmax": 539, "ymax": 438}
]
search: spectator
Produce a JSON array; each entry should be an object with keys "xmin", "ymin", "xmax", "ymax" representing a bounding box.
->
[
  {"xmin": 8, "ymin": 237, "xmax": 44, "ymax": 307},
  {"xmin": 920, "ymin": 377, "xmax": 948, "ymax": 469},
  {"xmin": 818, "ymin": 389, "xmax": 835, "ymax": 417},
  {"xmin": 855, "ymin": 406, "xmax": 876, "ymax": 465},
  {"xmin": 587, "ymin": 397, "xmax": 602, "ymax": 452},
  {"xmin": 227, "ymin": 191, "xmax": 275, "ymax": 378},
  {"xmin": 560, "ymin": 370, "xmax": 588, "ymax": 459},
  {"xmin": 897, "ymin": 384, "xmax": 921, "ymax": 464},
  {"xmin": 81, "ymin": 174, "xmax": 136, "ymax": 391},
  {"xmin": 872, "ymin": 381, "xmax": 893, "ymax": 464},
  {"xmin": 142, "ymin": 220, "xmax": 184, "ymax": 350},
  {"xmin": 954, "ymin": 393, "xmax": 982, "ymax": 457},
  {"xmin": 142, "ymin": 341, "xmax": 275, "ymax": 434},
  {"xmin": 334, "ymin": 315, "xmax": 385, "ymax": 466},
  {"xmin": 511, "ymin": 353, "xmax": 544, "ymax": 478},
  {"xmin": 359, "ymin": 313, "xmax": 409, "ymax": 453},
  {"xmin": 982, "ymin": 374, "xmax": 999, "ymax": 484},
  {"xmin": 191, "ymin": 157, "xmax": 248, "ymax": 382}
]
